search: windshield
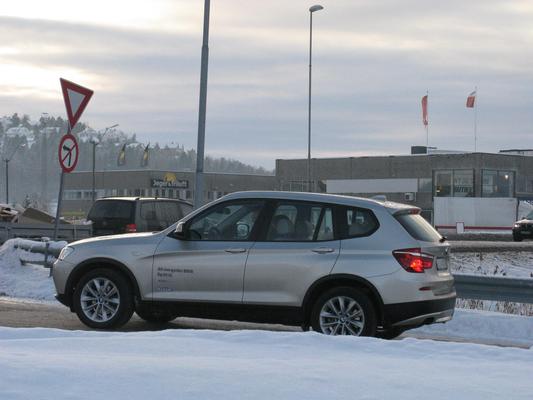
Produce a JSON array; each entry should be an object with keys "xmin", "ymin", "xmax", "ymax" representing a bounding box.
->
[
  {"xmin": 395, "ymin": 212, "xmax": 443, "ymax": 242},
  {"xmin": 526, "ymin": 210, "xmax": 533, "ymax": 220}
]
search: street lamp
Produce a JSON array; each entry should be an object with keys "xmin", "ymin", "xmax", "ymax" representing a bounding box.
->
[
  {"xmin": 307, "ymin": 4, "xmax": 323, "ymax": 192},
  {"xmin": 2, "ymin": 141, "xmax": 25, "ymax": 204},
  {"xmin": 91, "ymin": 124, "xmax": 119, "ymax": 203}
]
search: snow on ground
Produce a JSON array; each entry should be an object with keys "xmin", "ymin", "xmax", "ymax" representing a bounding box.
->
[
  {"xmin": 0, "ymin": 239, "xmax": 60, "ymax": 301},
  {"xmin": 410, "ymin": 308, "xmax": 533, "ymax": 347},
  {"xmin": 451, "ymin": 251, "xmax": 533, "ymax": 278},
  {"xmin": 0, "ymin": 327, "xmax": 531, "ymax": 400}
]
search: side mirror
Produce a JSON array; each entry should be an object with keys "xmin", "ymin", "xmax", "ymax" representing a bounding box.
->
[{"xmin": 173, "ymin": 221, "xmax": 187, "ymax": 240}]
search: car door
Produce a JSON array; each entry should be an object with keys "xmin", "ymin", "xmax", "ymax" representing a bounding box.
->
[
  {"xmin": 152, "ymin": 199, "xmax": 265, "ymax": 302},
  {"xmin": 243, "ymin": 200, "xmax": 340, "ymax": 306}
]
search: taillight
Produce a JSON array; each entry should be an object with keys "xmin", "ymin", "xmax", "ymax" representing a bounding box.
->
[
  {"xmin": 125, "ymin": 223, "xmax": 137, "ymax": 233},
  {"xmin": 393, "ymin": 248, "xmax": 434, "ymax": 273}
]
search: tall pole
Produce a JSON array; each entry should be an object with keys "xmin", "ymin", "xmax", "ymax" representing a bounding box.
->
[
  {"xmin": 4, "ymin": 159, "xmax": 8, "ymax": 204},
  {"xmin": 92, "ymin": 141, "xmax": 96, "ymax": 203},
  {"xmin": 194, "ymin": 0, "xmax": 211, "ymax": 209},
  {"xmin": 307, "ymin": 5, "xmax": 323, "ymax": 192},
  {"xmin": 474, "ymin": 85, "xmax": 478, "ymax": 152},
  {"xmin": 425, "ymin": 89, "xmax": 429, "ymax": 149}
]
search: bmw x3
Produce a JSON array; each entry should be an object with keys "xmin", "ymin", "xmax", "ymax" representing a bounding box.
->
[{"xmin": 53, "ymin": 191, "xmax": 456, "ymax": 337}]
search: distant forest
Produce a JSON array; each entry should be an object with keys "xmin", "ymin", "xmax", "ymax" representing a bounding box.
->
[{"xmin": 0, "ymin": 113, "xmax": 272, "ymax": 210}]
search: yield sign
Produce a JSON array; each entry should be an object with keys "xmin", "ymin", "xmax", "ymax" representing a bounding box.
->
[
  {"xmin": 58, "ymin": 133, "xmax": 79, "ymax": 173},
  {"xmin": 60, "ymin": 78, "xmax": 94, "ymax": 128}
]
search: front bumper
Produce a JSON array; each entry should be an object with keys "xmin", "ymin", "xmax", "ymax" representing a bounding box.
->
[{"xmin": 383, "ymin": 294, "xmax": 456, "ymax": 328}]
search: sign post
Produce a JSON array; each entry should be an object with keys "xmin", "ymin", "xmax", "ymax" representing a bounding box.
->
[{"xmin": 53, "ymin": 78, "xmax": 93, "ymax": 241}]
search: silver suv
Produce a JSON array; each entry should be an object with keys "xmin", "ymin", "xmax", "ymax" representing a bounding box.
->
[{"xmin": 53, "ymin": 191, "xmax": 455, "ymax": 337}]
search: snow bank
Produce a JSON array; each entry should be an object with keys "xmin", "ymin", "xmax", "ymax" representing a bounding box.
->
[
  {"xmin": 0, "ymin": 239, "xmax": 61, "ymax": 301},
  {"xmin": 410, "ymin": 308, "xmax": 533, "ymax": 347},
  {"xmin": 0, "ymin": 327, "xmax": 531, "ymax": 400}
]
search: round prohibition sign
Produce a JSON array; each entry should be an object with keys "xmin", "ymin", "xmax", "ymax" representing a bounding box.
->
[{"xmin": 58, "ymin": 133, "xmax": 79, "ymax": 173}]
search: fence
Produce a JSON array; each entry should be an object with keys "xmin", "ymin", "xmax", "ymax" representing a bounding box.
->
[
  {"xmin": 0, "ymin": 222, "xmax": 92, "ymax": 244},
  {"xmin": 454, "ymin": 274, "xmax": 533, "ymax": 304}
]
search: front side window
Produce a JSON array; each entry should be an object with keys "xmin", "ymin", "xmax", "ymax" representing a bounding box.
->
[
  {"xmin": 187, "ymin": 201, "xmax": 264, "ymax": 241},
  {"xmin": 266, "ymin": 202, "xmax": 333, "ymax": 242}
]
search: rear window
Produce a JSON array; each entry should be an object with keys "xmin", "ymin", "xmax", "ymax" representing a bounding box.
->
[
  {"xmin": 395, "ymin": 213, "xmax": 442, "ymax": 242},
  {"xmin": 88, "ymin": 201, "xmax": 134, "ymax": 220}
]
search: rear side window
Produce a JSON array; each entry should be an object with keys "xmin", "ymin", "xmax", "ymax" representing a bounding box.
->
[
  {"xmin": 395, "ymin": 213, "xmax": 442, "ymax": 242},
  {"xmin": 338, "ymin": 207, "xmax": 379, "ymax": 238},
  {"xmin": 88, "ymin": 201, "xmax": 134, "ymax": 220},
  {"xmin": 266, "ymin": 201, "xmax": 334, "ymax": 242}
]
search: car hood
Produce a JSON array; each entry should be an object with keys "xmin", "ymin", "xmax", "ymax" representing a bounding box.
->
[
  {"xmin": 70, "ymin": 231, "xmax": 161, "ymax": 247},
  {"xmin": 515, "ymin": 219, "xmax": 533, "ymax": 225}
]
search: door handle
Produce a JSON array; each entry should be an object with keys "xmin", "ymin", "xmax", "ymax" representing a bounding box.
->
[
  {"xmin": 312, "ymin": 247, "xmax": 335, "ymax": 254},
  {"xmin": 225, "ymin": 248, "xmax": 247, "ymax": 254}
]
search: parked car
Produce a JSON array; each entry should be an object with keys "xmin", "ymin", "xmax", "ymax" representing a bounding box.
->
[
  {"xmin": 53, "ymin": 191, "xmax": 455, "ymax": 337},
  {"xmin": 87, "ymin": 197, "xmax": 193, "ymax": 236},
  {"xmin": 512, "ymin": 211, "xmax": 533, "ymax": 241}
]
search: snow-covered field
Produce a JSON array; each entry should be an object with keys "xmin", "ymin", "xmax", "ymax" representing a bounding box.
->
[
  {"xmin": 1, "ymin": 239, "xmax": 533, "ymax": 399},
  {"xmin": 0, "ymin": 326, "xmax": 532, "ymax": 400}
]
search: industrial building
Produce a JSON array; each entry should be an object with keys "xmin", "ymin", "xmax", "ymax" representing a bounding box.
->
[
  {"xmin": 62, "ymin": 149, "xmax": 533, "ymax": 227},
  {"xmin": 62, "ymin": 170, "xmax": 276, "ymax": 216},
  {"xmin": 276, "ymin": 149, "xmax": 533, "ymax": 223}
]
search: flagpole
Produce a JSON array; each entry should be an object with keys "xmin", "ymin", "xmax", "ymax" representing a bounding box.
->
[
  {"xmin": 425, "ymin": 89, "xmax": 429, "ymax": 149},
  {"xmin": 474, "ymin": 86, "xmax": 478, "ymax": 152}
]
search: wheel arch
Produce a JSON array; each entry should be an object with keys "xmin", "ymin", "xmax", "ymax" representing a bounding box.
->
[
  {"xmin": 64, "ymin": 258, "xmax": 141, "ymax": 310},
  {"xmin": 302, "ymin": 274, "xmax": 385, "ymax": 327}
]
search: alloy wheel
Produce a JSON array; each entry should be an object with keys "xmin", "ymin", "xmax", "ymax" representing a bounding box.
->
[
  {"xmin": 319, "ymin": 295, "xmax": 365, "ymax": 336},
  {"xmin": 80, "ymin": 277, "xmax": 121, "ymax": 323}
]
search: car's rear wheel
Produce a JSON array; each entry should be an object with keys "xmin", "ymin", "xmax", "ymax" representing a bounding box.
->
[
  {"xmin": 136, "ymin": 307, "xmax": 178, "ymax": 324},
  {"xmin": 73, "ymin": 268, "xmax": 134, "ymax": 329},
  {"xmin": 311, "ymin": 287, "xmax": 377, "ymax": 337}
]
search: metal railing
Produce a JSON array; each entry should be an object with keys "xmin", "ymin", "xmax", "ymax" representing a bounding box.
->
[
  {"xmin": 0, "ymin": 222, "xmax": 92, "ymax": 244},
  {"xmin": 454, "ymin": 274, "xmax": 533, "ymax": 304}
]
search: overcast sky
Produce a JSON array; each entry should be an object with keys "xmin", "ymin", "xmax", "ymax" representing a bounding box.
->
[{"xmin": 1, "ymin": 0, "xmax": 532, "ymax": 168}]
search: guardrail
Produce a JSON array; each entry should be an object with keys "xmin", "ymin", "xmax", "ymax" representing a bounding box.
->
[
  {"xmin": 0, "ymin": 222, "xmax": 92, "ymax": 244},
  {"xmin": 454, "ymin": 274, "xmax": 533, "ymax": 304}
]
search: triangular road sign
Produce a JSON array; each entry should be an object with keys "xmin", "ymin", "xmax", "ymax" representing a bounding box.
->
[{"xmin": 60, "ymin": 78, "xmax": 94, "ymax": 129}]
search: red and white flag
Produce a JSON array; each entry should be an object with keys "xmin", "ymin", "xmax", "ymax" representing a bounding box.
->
[
  {"xmin": 466, "ymin": 90, "xmax": 476, "ymax": 108},
  {"xmin": 421, "ymin": 95, "xmax": 428, "ymax": 126}
]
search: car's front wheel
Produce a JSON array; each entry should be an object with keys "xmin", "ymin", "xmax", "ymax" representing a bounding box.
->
[
  {"xmin": 73, "ymin": 268, "xmax": 134, "ymax": 329},
  {"xmin": 311, "ymin": 287, "xmax": 377, "ymax": 337}
]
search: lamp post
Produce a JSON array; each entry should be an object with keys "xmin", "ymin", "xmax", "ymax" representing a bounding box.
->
[
  {"xmin": 91, "ymin": 124, "xmax": 118, "ymax": 203},
  {"xmin": 307, "ymin": 5, "xmax": 323, "ymax": 192},
  {"xmin": 2, "ymin": 141, "xmax": 25, "ymax": 204},
  {"xmin": 194, "ymin": 0, "xmax": 211, "ymax": 209}
]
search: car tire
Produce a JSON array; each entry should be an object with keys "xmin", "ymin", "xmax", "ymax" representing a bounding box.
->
[
  {"xmin": 311, "ymin": 287, "xmax": 377, "ymax": 337},
  {"xmin": 73, "ymin": 268, "xmax": 134, "ymax": 329},
  {"xmin": 136, "ymin": 307, "xmax": 178, "ymax": 324},
  {"xmin": 513, "ymin": 233, "xmax": 523, "ymax": 242}
]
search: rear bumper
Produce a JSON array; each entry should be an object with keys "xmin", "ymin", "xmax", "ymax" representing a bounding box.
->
[{"xmin": 383, "ymin": 295, "xmax": 456, "ymax": 328}]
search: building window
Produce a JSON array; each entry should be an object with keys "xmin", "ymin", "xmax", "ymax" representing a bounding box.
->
[
  {"xmin": 434, "ymin": 170, "xmax": 474, "ymax": 197},
  {"xmin": 482, "ymin": 170, "xmax": 514, "ymax": 197}
]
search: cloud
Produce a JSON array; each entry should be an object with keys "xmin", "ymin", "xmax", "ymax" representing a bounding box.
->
[{"xmin": 1, "ymin": 0, "xmax": 533, "ymax": 168}]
